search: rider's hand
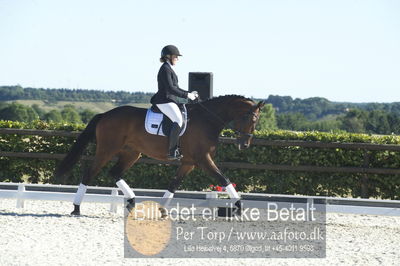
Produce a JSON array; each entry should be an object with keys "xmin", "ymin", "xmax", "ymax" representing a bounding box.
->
[{"xmin": 187, "ymin": 91, "xmax": 199, "ymax": 100}]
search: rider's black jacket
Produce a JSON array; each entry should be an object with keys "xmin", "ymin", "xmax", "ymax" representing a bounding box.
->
[{"xmin": 150, "ymin": 62, "xmax": 188, "ymax": 104}]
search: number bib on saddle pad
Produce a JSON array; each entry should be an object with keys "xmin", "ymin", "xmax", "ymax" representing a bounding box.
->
[{"xmin": 144, "ymin": 104, "xmax": 188, "ymax": 137}]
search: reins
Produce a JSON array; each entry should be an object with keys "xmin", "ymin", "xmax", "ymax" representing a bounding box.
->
[
  {"xmin": 196, "ymin": 100, "xmax": 227, "ymax": 127},
  {"xmin": 193, "ymin": 98, "xmax": 259, "ymax": 138}
]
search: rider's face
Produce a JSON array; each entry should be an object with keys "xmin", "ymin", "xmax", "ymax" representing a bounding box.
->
[{"xmin": 170, "ymin": 55, "xmax": 179, "ymax": 65}]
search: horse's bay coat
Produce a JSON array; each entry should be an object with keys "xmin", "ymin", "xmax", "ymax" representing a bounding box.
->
[{"xmin": 55, "ymin": 95, "xmax": 265, "ymax": 216}]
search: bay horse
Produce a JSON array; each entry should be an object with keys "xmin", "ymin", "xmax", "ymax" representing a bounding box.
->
[{"xmin": 55, "ymin": 95, "xmax": 265, "ymax": 215}]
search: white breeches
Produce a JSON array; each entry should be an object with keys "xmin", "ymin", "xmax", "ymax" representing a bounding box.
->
[{"xmin": 156, "ymin": 102, "xmax": 183, "ymax": 127}]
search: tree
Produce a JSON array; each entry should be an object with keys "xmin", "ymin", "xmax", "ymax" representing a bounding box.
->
[
  {"xmin": 256, "ymin": 104, "xmax": 277, "ymax": 130},
  {"xmin": 80, "ymin": 109, "xmax": 97, "ymax": 123},
  {"xmin": 31, "ymin": 104, "xmax": 46, "ymax": 119},
  {"xmin": 61, "ymin": 105, "xmax": 82, "ymax": 123},
  {"xmin": 0, "ymin": 102, "xmax": 8, "ymax": 110},
  {"xmin": 388, "ymin": 113, "xmax": 400, "ymax": 134},
  {"xmin": 44, "ymin": 110, "xmax": 63, "ymax": 122},
  {"xmin": 0, "ymin": 102, "xmax": 38, "ymax": 122},
  {"xmin": 339, "ymin": 109, "xmax": 367, "ymax": 133},
  {"xmin": 276, "ymin": 113, "xmax": 308, "ymax": 130},
  {"xmin": 366, "ymin": 110, "xmax": 391, "ymax": 134},
  {"xmin": 0, "ymin": 85, "xmax": 24, "ymax": 100}
]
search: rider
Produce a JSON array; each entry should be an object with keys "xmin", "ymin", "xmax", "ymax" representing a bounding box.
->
[{"xmin": 150, "ymin": 45, "xmax": 198, "ymax": 160}]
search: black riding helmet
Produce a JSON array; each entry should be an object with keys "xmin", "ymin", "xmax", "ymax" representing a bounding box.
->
[{"xmin": 161, "ymin": 45, "xmax": 182, "ymax": 57}]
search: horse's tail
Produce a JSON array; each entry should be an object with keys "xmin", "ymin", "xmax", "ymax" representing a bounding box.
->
[{"xmin": 55, "ymin": 113, "xmax": 103, "ymax": 183}]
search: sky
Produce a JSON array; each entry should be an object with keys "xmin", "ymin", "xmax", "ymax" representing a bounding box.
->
[{"xmin": 0, "ymin": 0, "xmax": 399, "ymax": 103}]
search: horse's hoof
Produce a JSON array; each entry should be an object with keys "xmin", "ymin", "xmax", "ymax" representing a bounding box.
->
[
  {"xmin": 159, "ymin": 207, "xmax": 168, "ymax": 219},
  {"xmin": 71, "ymin": 204, "xmax": 80, "ymax": 215},
  {"xmin": 234, "ymin": 200, "xmax": 242, "ymax": 216},
  {"xmin": 126, "ymin": 198, "xmax": 136, "ymax": 213}
]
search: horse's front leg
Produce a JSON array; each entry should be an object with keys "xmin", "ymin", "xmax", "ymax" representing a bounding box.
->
[
  {"xmin": 198, "ymin": 154, "xmax": 242, "ymax": 215},
  {"xmin": 160, "ymin": 163, "xmax": 195, "ymax": 218}
]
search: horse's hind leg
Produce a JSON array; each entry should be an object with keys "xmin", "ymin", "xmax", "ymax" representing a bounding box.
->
[
  {"xmin": 160, "ymin": 163, "xmax": 195, "ymax": 217},
  {"xmin": 109, "ymin": 147, "xmax": 141, "ymax": 212},
  {"xmin": 71, "ymin": 150, "xmax": 115, "ymax": 215}
]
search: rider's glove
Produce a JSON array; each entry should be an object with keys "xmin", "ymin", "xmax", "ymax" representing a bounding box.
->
[{"xmin": 187, "ymin": 91, "xmax": 199, "ymax": 100}]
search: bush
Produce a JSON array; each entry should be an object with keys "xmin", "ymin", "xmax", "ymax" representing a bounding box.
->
[{"xmin": 1, "ymin": 121, "xmax": 399, "ymax": 199}]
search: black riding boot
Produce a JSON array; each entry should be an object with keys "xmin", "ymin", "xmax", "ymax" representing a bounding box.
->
[{"xmin": 167, "ymin": 122, "xmax": 182, "ymax": 160}]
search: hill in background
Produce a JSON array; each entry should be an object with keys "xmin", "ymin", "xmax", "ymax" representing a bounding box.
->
[
  {"xmin": 0, "ymin": 86, "xmax": 152, "ymax": 113},
  {"xmin": 2, "ymin": 85, "xmax": 400, "ymax": 117},
  {"xmin": 265, "ymin": 95, "xmax": 400, "ymax": 120},
  {"xmin": 2, "ymin": 86, "xmax": 400, "ymax": 135}
]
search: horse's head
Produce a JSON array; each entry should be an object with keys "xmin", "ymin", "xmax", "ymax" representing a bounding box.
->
[
  {"xmin": 232, "ymin": 99, "xmax": 265, "ymax": 150},
  {"xmin": 192, "ymin": 95, "xmax": 265, "ymax": 150}
]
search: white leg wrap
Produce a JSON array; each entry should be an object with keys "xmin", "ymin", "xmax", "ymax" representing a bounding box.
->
[
  {"xmin": 116, "ymin": 179, "xmax": 135, "ymax": 199},
  {"xmin": 162, "ymin": 190, "xmax": 174, "ymax": 207},
  {"xmin": 73, "ymin": 183, "xmax": 87, "ymax": 205},
  {"xmin": 226, "ymin": 184, "xmax": 240, "ymax": 199}
]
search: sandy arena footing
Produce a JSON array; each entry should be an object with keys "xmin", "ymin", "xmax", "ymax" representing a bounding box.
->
[{"xmin": 0, "ymin": 199, "xmax": 399, "ymax": 266}]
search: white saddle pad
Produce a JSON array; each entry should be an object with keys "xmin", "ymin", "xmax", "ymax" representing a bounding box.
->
[{"xmin": 144, "ymin": 105, "xmax": 187, "ymax": 137}]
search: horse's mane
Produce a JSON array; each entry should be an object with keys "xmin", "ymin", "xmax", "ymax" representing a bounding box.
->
[
  {"xmin": 188, "ymin": 95, "xmax": 254, "ymax": 111},
  {"xmin": 186, "ymin": 94, "xmax": 255, "ymax": 121},
  {"xmin": 201, "ymin": 94, "xmax": 253, "ymax": 104}
]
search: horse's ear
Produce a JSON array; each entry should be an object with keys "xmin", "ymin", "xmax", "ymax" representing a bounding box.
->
[{"xmin": 257, "ymin": 101, "xmax": 265, "ymax": 109}]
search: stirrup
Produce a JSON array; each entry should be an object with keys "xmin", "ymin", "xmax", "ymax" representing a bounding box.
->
[{"xmin": 167, "ymin": 148, "xmax": 183, "ymax": 161}]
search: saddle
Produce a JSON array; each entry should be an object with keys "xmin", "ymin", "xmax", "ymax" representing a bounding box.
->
[{"xmin": 144, "ymin": 104, "xmax": 188, "ymax": 137}]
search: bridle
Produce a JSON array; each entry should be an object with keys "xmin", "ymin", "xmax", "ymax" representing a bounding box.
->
[
  {"xmin": 196, "ymin": 100, "xmax": 259, "ymax": 139},
  {"xmin": 233, "ymin": 111, "xmax": 260, "ymax": 139}
]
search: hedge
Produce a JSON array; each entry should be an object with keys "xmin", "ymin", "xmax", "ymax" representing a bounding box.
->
[{"xmin": 0, "ymin": 120, "xmax": 399, "ymax": 199}]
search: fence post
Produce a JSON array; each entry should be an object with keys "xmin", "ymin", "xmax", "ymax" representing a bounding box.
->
[
  {"xmin": 16, "ymin": 183, "xmax": 25, "ymax": 208},
  {"xmin": 110, "ymin": 188, "xmax": 118, "ymax": 213},
  {"xmin": 361, "ymin": 150, "xmax": 370, "ymax": 198},
  {"xmin": 307, "ymin": 198, "xmax": 314, "ymax": 222},
  {"xmin": 206, "ymin": 191, "xmax": 218, "ymax": 200},
  {"xmin": 206, "ymin": 191, "xmax": 218, "ymax": 216}
]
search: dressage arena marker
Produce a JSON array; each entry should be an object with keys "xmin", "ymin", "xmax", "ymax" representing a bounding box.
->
[{"xmin": 0, "ymin": 182, "xmax": 399, "ymax": 216}]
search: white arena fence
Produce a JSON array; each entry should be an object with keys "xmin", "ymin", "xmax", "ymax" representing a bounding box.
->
[{"xmin": 0, "ymin": 182, "xmax": 400, "ymax": 216}]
